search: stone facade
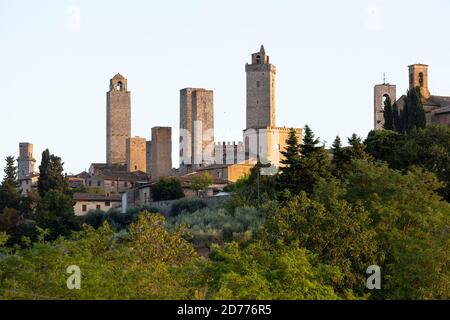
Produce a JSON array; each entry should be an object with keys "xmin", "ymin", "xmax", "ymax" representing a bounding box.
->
[
  {"xmin": 244, "ymin": 127, "xmax": 302, "ymax": 168},
  {"xmin": 214, "ymin": 141, "xmax": 245, "ymax": 165},
  {"xmin": 146, "ymin": 140, "xmax": 152, "ymax": 175},
  {"xmin": 150, "ymin": 127, "xmax": 172, "ymax": 179},
  {"xmin": 126, "ymin": 137, "xmax": 147, "ymax": 173},
  {"xmin": 17, "ymin": 142, "xmax": 36, "ymax": 180},
  {"xmin": 179, "ymin": 88, "xmax": 214, "ymax": 171},
  {"xmin": 106, "ymin": 73, "xmax": 131, "ymax": 164},
  {"xmin": 409, "ymin": 64, "xmax": 431, "ymax": 100},
  {"xmin": 245, "ymin": 45, "xmax": 276, "ymax": 129},
  {"xmin": 374, "ymin": 84, "xmax": 397, "ymax": 130}
]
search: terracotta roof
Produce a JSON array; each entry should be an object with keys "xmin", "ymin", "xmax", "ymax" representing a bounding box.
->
[
  {"xmin": 425, "ymin": 95, "xmax": 450, "ymax": 107},
  {"xmin": 73, "ymin": 193, "xmax": 121, "ymax": 202}
]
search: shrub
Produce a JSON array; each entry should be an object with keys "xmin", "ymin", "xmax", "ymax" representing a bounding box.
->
[{"xmin": 171, "ymin": 198, "xmax": 207, "ymax": 216}]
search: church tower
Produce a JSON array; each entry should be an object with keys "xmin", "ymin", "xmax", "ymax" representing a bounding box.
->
[
  {"xmin": 408, "ymin": 64, "xmax": 431, "ymax": 100},
  {"xmin": 374, "ymin": 81, "xmax": 396, "ymax": 130},
  {"xmin": 106, "ymin": 73, "xmax": 131, "ymax": 164},
  {"xmin": 245, "ymin": 45, "xmax": 276, "ymax": 129}
]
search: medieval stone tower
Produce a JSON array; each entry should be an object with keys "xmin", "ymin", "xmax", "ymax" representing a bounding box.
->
[
  {"xmin": 245, "ymin": 45, "xmax": 276, "ymax": 129},
  {"xmin": 179, "ymin": 88, "xmax": 214, "ymax": 171},
  {"xmin": 106, "ymin": 73, "xmax": 131, "ymax": 164},
  {"xmin": 17, "ymin": 142, "xmax": 36, "ymax": 180},
  {"xmin": 409, "ymin": 64, "xmax": 431, "ymax": 100},
  {"xmin": 374, "ymin": 83, "xmax": 396, "ymax": 130}
]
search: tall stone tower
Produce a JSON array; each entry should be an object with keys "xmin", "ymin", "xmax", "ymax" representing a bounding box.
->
[
  {"xmin": 179, "ymin": 88, "xmax": 214, "ymax": 170},
  {"xmin": 126, "ymin": 137, "xmax": 146, "ymax": 173},
  {"xmin": 106, "ymin": 73, "xmax": 131, "ymax": 164},
  {"xmin": 17, "ymin": 142, "xmax": 36, "ymax": 180},
  {"xmin": 374, "ymin": 83, "xmax": 396, "ymax": 130},
  {"xmin": 245, "ymin": 45, "xmax": 276, "ymax": 129},
  {"xmin": 409, "ymin": 64, "xmax": 431, "ymax": 100},
  {"xmin": 151, "ymin": 127, "xmax": 172, "ymax": 179}
]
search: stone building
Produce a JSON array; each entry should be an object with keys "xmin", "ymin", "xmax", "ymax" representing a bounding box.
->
[
  {"xmin": 179, "ymin": 88, "xmax": 214, "ymax": 172},
  {"xmin": 374, "ymin": 64, "xmax": 450, "ymax": 129},
  {"xmin": 150, "ymin": 127, "xmax": 172, "ymax": 179},
  {"xmin": 214, "ymin": 141, "xmax": 245, "ymax": 165},
  {"xmin": 243, "ymin": 46, "xmax": 302, "ymax": 168},
  {"xmin": 73, "ymin": 193, "xmax": 121, "ymax": 216},
  {"xmin": 126, "ymin": 136, "xmax": 146, "ymax": 173},
  {"xmin": 106, "ymin": 73, "xmax": 131, "ymax": 164},
  {"xmin": 17, "ymin": 142, "xmax": 38, "ymax": 195}
]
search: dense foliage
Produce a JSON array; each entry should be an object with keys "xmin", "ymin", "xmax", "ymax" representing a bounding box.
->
[{"xmin": 0, "ymin": 124, "xmax": 449, "ymax": 300}]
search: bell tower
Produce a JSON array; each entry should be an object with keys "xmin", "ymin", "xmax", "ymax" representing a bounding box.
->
[
  {"xmin": 245, "ymin": 45, "xmax": 276, "ymax": 129},
  {"xmin": 408, "ymin": 64, "xmax": 431, "ymax": 100},
  {"xmin": 106, "ymin": 73, "xmax": 131, "ymax": 164}
]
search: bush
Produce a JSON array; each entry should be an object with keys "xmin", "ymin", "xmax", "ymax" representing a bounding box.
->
[
  {"xmin": 168, "ymin": 207, "xmax": 265, "ymax": 247},
  {"xmin": 151, "ymin": 177, "xmax": 185, "ymax": 201},
  {"xmin": 171, "ymin": 198, "xmax": 207, "ymax": 216}
]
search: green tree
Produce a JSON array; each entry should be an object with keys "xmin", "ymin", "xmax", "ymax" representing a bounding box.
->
[
  {"xmin": 190, "ymin": 172, "xmax": 213, "ymax": 196},
  {"xmin": 331, "ymin": 136, "xmax": 345, "ymax": 177},
  {"xmin": 35, "ymin": 190, "xmax": 80, "ymax": 240},
  {"xmin": 201, "ymin": 241, "xmax": 343, "ymax": 300},
  {"xmin": 296, "ymin": 125, "xmax": 331, "ymax": 195},
  {"xmin": 0, "ymin": 156, "xmax": 22, "ymax": 212},
  {"xmin": 343, "ymin": 160, "xmax": 450, "ymax": 299},
  {"xmin": 383, "ymin": 96, "xmax": 394, "ymax": 130},
  {"xmin": 392, "ymin": 102, "xmax": 402, "ymax": 132},
  {"xmin": 151, "ymin": 177, "xmax": 185, "ymax": 201},
  {"xmin": 0, "ymin": 207, "xmax": 30, "ymax": 246},
  {"xmin": 265, "ymin": 186, "xmax": 377, "ymax": 294},
  {"xmin": 277, "ymin": 128, "xmax": 302, "ymax": 193},
  {"xmin": 37, "ymin": 149, "xmax": 69, "ymax": 197},
  {"xmin": 346, "ymin": 134, "xmax": 368, "ymax": 160},
  {"xmin": 0, "ymin": 213, "xmax": 202, "ymax": 299}
]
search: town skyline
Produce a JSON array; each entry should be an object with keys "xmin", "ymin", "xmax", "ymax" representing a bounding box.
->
[{"xmin": 2, "ymin": 0, "xmax": 450, "ymax": 173}]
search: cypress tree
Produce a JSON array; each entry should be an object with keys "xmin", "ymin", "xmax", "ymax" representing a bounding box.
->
[
  {"xmin": 37, "ymin": 149, "xmax": 69, "ymax": 197},
  {"xmin": 383, "ymin": 96, "xmax": 394, "ymax": 130}
]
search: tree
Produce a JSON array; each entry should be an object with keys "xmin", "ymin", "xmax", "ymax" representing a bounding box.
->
[
  {"xmin": 190, "ymin": 172, "xmax": 213, "ymax": 196},
  {"xmin": 345, "ymin": 133, "xmax": 368, "ymax": 161},
  {"xmin": 343, "ymin": 160, "xmax": 450, "ymax": 299},
  {"xmin": 37, "ymin": 149, "xmax": 69, "ymax": 197},
  {"xmin": 202, "ymin": 241, "xmax": 342, "ymax": 300},
  {"xmin": 383, "ymin": 96, "xmax": 394, "ymax": 130},
  {"xmin": 0, "ymin": 213, "xmax": 202, "ymax": 299},
  {"xmin": 392, "ymin": 102, "xmax": 402, "ymax": 132},
  {"xmin": 265, "ymin": 185, "xmax": 377, "ymax": 294},
  {"xmin": 0, "ymin": 156, "xmax": 22, "ymax": 212},
  {"xmin": 277, "ymin": 128, "xmax": 302, "ymax": 193},
  {"xmin": 296, "ymin": 125, "xmax": 331, "ymax": 195},
  {"xmin": 0, "ymin": 207, "xmax": 30, "ymax": 246},
  {"xmin": 331, "ymin": 136, "xmax": 345, "ymax": 177},
  {"xmin": 151, "ymin": 177, "xmax": 185, "ymax": 201},
  {"xmin": 35, "ymin": 190, "xmax": 80, "ymax": 240}
]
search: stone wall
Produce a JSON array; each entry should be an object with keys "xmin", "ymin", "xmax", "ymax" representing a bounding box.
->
[
  {"xmin": 151, "ymin": 127, "xmax": 172, "ymax": 179},
  {"xmin": 126, "ymin": 136, "xmax": 146, "ymax": 173}
]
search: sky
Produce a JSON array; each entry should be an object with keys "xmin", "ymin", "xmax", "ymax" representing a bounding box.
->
[{"xmin": 1, "ymin": 0, "xmax": 450, "ymax": 174}]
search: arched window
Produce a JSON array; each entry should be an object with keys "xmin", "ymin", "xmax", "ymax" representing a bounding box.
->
[
  {"xmin": 256, "ymin": 55, "xmax": 261, "ymax": 64},
  {"xmin": 381, "ymin": 94, "xmax": 390, "ymax": 111},
  {"xmin": 117, "ymin": 81, "xmax": 123, "ymax": 91},
  {"xmin": 419, "ymin": 72, "xmax": 424, "ymax": 87}
]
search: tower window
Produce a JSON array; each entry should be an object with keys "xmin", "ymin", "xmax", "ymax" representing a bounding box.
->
[
  {"xmin": 256, "ymin": 81, "xmax": 260, "ymax": 88},
  {"xmin": 419, "ymin": 72, "xmax": 424, "ymax": 87},
  {"xmin": 256, "ymin": 55, "xmax": 261, "ymax": 64},
  {"xmin": 117, "ymin": 81, "xmax": 123, "ymax": 91}
]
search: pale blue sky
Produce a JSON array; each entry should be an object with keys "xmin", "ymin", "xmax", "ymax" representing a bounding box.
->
[{"xmin": 1, "ymin": 0, "xmax": 450, "ymax": 174}]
